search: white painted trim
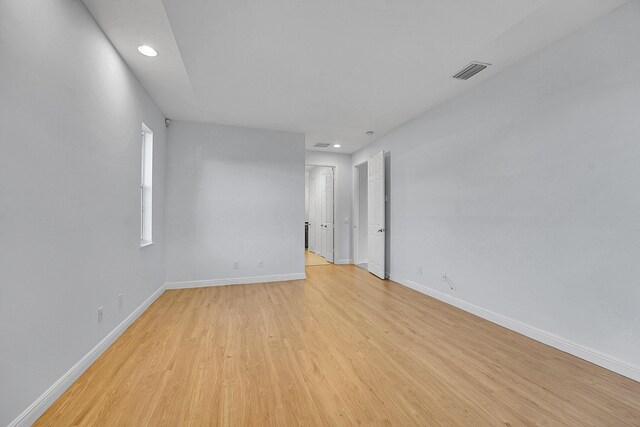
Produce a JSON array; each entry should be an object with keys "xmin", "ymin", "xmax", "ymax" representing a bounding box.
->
[
  {"xmin": 352, "ymin": 164, "xmax": 359, "ymax": 265},
  {"xmin": 8, "ymin": 285, "xmax": 167, "ymax": 427},
  {"xmin": 165, "ymin": 273, "xmax": 306, "ymax": 289},
  {"xmin": 334, "ymin": 259, "xmax": 353, "ymax": 265},
  {"xmin": 394, "ymin": 277, "xmax": 640, "ymax": 383}
]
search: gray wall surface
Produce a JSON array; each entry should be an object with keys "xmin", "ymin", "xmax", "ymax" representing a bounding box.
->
[
  {"xmin": 352, "ymin": 1, "xmax": 640, "ymax": 377},
  {"xmin": 165, "ymin": 121, "xmax": 305, "ymax": 283},
  {"xmin": 0, "ymin": 0, "xmax": 167, "ymax": 424}
]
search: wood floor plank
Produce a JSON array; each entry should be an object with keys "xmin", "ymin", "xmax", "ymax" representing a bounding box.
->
[
  {"xmin": 35, "ymin": 265, "xmax": 640, "ymax": 426},
  {"xmin": 305, "ymin": 250, "xmax": 331, "ymax": 266}
]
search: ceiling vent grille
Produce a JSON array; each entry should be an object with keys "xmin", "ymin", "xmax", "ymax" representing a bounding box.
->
[
  {"xmin": 452, "ymin": 62, "xmax": 490, "ymax": 80},
  {"xmin": 314, "ymin": 143, "xmax": 331, "ymax": 148}
]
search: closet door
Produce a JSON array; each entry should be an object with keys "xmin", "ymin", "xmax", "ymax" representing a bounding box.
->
[
  {"xmin": 321, "ymin": 169, "xmax": 334, "ymax": 262},
  {"xmin": 308, "ymin": 178, "xmax": 316, "ymax": 252}
]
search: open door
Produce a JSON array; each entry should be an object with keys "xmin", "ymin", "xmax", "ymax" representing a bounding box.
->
[
  {"xmin": 321, "ymin": 168, "xmax": 335, "ymax": 262},
  {"xmin": 367, "ymin": 151, "xmax": 385, "ymax": 279}
]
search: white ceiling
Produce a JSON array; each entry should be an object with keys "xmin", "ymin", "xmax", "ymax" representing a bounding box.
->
[{"xmin": 82, "ymin": 0, "xmax": 627, "ymax": 153}]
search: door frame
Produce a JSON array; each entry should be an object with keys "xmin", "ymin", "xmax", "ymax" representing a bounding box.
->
[
  {"xmin": 352, "ymin": 160, "xmax": 367, "ymax": 266},
  {"xmin": 306, "ymin": 163, "xmax": 336, "ymax": 263}
]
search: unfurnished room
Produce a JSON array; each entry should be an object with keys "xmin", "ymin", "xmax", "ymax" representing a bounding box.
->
[{"xmin": 1, "ymin": 0, "xmax": 640, "ymax": 425}]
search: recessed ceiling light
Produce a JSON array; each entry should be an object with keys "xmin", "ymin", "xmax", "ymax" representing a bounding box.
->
[
  {"xmin": 137, "ymin": 45, "xmax": 158, "ymax": 57},
  {"xmin": 333, "ymin": 144, "xmax": 341, "ymax": 148}
]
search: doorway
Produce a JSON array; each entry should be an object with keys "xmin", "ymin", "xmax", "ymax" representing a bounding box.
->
[
  {"xmin": 353, "ymin": 162, "xmax": 368, "ymax": 270},
  {"xmin": 305, "ymin": 165, "xmax": 335, "ymax": 266},
  {"xmin": 353, "ymin": 151, "xmax": 387, "ymax": 279}
]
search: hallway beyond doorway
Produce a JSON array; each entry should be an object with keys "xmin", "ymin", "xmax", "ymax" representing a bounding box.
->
[{"xmin": 305, "ymin": 164, "xmax": 335, "ymax": 264}]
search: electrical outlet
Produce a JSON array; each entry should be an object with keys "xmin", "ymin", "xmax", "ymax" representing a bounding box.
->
[
  {"xmin": 118, "ymin": 294, "xmax": 124, "ymax": 309},
  {"xmin": 417, "ymin": 267, "xmax": 423, "ymax": 275},
  {"xmin": 98, "ymin": 306, "xmax": 103, "ymax": 323},
  {"xmin": 233, "ymin": 262, "xmax": 239, "ymax": 269},
  {"xmin": 442, "ymin": 273, "xmax": 447, "ymax": 281},
  {"xmin": 258, "ymin": 260, "xmax": 264, "ymax": 268}
]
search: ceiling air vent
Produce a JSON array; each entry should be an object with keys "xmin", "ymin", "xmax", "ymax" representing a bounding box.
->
[
  {"xmin": 314, "ymin": 143, "xmax": 331, "ymax": 148},
  {"xmin": 452, "ymin": 62, "xmax": 490, "ymax": 80}
]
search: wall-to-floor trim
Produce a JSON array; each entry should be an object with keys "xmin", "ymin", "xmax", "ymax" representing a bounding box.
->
[
  {"xmin": 394, "ymin": 277, "xmax": 640, "ymax": 383},
  {"xmin": 334, "ymin": 259, "xmax": 353, "ymax": 265},
  {"xmin": 8, "ymin": 284, "xmax": 167, "ymax": 427},
  {"xmin": 165, "ymin": 273, "xmax": 306, "ymax": 289}
]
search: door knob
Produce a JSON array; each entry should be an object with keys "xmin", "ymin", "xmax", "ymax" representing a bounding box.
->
[{"xmin": 378, "ymin": 228, "xmax": 384, "ymax": 232}]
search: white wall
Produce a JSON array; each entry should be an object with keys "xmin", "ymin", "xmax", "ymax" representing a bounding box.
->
[
  {"xmin": 305, "ymin": 151, "xmax": 352, "ymax": 264},
  {"xmin": 352, "ymin": 1, "xmax": 640, "ymax": 380},
  {"xmin": 0, "ymin": 0, "xmax": 167, "ymax": 424},
  {"xmin": 165, "ymin": 121, "xmax": 305, "ymax": 285}
]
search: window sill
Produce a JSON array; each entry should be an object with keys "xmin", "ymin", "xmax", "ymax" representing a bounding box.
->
[{"xmin": 140, "ymin": 241, "xmax": 154, "ymax": 248}]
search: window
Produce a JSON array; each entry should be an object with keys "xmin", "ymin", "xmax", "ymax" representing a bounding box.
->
[{"xmin": 140, "ymin": 123, "xmax": 153, "ymax": 246}]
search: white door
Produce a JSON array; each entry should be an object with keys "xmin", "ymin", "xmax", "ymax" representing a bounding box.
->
[
  {"xmin": 319, "ymin": 173, "xmax": 326, "ymax": 256},
  {"xmin": 321, "ymin": 168, "xmax": 334, "ymax": 262},
  {"xmin": 308, "ymin": 178, "xmax": 316, "ymax": 252},
  {"xmin": 315, "ymin": 175, "xmax": 323, "ymax": 255},
  {"xmin": 368, "ymin": 152, "xmax": 385, "ymax": 279}
]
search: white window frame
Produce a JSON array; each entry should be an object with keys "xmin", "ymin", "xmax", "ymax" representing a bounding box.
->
[{"xmin": 140, "ymin": 123, "xmax": 153, "ymax": 247}]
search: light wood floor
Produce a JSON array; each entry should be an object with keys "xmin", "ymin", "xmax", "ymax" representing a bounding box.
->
[
  {"xmin": 305, "ymin": 249, "xmax": 331, "ymax": 266},
  {"xmin": 36, "ymin": 265, "xmax": 640, "ymax": 426}
]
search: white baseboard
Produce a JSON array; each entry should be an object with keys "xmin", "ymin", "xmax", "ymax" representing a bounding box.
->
[
  {"xmin": 165, "ymin": 273, "xmax": 306, "ymax": 289},
  {"xmin": 334, "ymin": 259, "xmax": 353, "ymax": 265},
  {"xmin": 395, "ymin": 277, "xmax": 640, "ymax": 383},
  {"xmin": 9, "ymin": 284, "xmax": 167, "ymax": 427}
]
